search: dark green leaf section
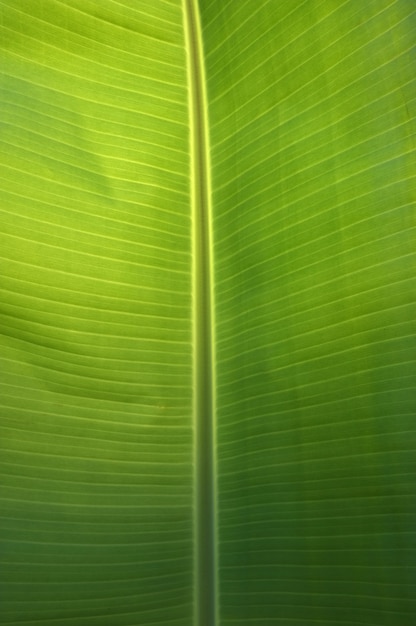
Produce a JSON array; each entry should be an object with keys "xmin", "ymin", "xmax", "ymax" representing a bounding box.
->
[
  {"xmin": 0, "ymin": 1, "xmax": 194, "ymax": 625},
  {"xmin": 200, "ymin": 1, "xmax": 416, "ymax": 624}
]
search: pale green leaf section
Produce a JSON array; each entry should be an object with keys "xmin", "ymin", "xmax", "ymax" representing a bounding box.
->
[
  {"xmin": 0, "ymin": 1, "xmax": 194, "ymax": 625},
  {"xmin": 199, "ymin": 1, "xmax": 416, "ymax": 625}
]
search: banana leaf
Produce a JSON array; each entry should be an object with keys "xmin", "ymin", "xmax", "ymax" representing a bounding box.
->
[{"xmin": 0, "ymin": 1, "xmax": 415, "ymax": 625}]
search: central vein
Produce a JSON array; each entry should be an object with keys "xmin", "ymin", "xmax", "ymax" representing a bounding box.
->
[{"xmin": 183, "ymin": 1, "xmax": 217, "ymax": 625}]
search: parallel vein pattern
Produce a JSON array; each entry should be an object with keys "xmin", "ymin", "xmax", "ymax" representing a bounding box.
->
[
  {"xmin": 199, "ymin": 1, "xmax": 416, "ymax": 624},
  {"xmin": 0, "ymin": 1, "xmax": 194, "ymax": 625}
]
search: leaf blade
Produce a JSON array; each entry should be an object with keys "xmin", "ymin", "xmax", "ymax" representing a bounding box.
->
[{"xmin": 0, "ymin": 1, "xmax": 195, "ymax": 624}]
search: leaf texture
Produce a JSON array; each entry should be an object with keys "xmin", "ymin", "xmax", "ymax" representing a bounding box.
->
[
  {"xmin": 0, "ymin": 1, "xmax": 194, "ymax": 625},
  {"xmin": 0, "ymin": 1, "xmax": 415, "ymax": 626},
  {"xmin": 200, "ymin": 1, "xmax": 416, "ymax": 624}
]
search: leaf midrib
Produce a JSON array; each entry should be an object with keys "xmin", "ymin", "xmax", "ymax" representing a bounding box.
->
[{"xmin": 183, "ymin": 1, "xmax": 217, "ymax": 625}]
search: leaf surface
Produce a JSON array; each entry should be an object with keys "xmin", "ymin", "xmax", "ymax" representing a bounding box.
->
[
  {"xmin": 0, "ymin": 2, "xmax": 194, "ymax": 625},
  {"xmin": 0, "ymin": 1, "xmax": 415, "ymax": 625}
]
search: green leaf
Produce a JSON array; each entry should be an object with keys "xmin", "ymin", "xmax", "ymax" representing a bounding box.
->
[{"xmin": 0, "ymin": 2, "xmax": 415, "ymax": 626}]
